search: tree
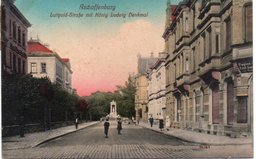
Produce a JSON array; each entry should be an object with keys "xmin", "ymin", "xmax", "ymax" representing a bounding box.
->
[{"xmin": 116, "ymin": 74, "xmax": 136, "ymax": 118}]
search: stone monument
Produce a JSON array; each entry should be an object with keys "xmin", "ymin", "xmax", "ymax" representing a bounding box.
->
[{"xmin": 109, "ymin": 100, "xmax": 117, "ymax": 119}]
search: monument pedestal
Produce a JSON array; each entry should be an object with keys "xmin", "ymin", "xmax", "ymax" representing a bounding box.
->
[{"xmin": 109, "ymin": 100, "xmax": 117, "ymax": 119}]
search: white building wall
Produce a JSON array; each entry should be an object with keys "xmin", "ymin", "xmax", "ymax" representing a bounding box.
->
[
  {"xmin": 27, "ymin": 56, "xmax": 56, "ymax": 82},
  {"xmin": 147, "ymin": 60, "xmax": 166, "ymax": 120}
]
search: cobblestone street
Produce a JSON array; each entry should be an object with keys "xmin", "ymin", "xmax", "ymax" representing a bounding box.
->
[{"xmin": 2, "ymin": 121, "xmax": 253, "ymax": 159}]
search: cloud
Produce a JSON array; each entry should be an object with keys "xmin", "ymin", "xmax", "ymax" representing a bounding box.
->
[{"xmin": 33, "ymin": 19, "xmax": 164, "ymax": 96}]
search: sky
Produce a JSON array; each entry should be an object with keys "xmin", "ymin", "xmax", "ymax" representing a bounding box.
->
[{"xmin": 15, "ymin": 0, "xmax": 181, "ymax": 96}]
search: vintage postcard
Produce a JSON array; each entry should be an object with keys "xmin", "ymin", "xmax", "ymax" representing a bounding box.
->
[{"xmin": 1, "ymin": 0, "xmax": 253, "ymax": 158}]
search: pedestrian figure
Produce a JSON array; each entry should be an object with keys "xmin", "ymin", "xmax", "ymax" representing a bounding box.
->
[
  {"xmin": 117, "ymin": 118, "xmax": 122, "ymax": 134},
  {"xmin": 149, "ymin": 116, "xmax": 154, "ymax": 127},
  {"xmin": 104, "ymin": 118, "xmax": 110, "ymax": 138},
  {"xmin": 159, "ymin": 119, "xmax": 164, "ymax": 131},
  {"xmin": 75, "ymin": 117, "xmax": 79, "ymax": 129}
]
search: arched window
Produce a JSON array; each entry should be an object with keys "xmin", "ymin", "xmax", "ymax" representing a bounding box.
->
[{"xmin": 244, "ymin": 3, "xmax": 252, "ymax": 42}]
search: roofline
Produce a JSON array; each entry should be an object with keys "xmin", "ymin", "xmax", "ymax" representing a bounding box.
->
[
  {"xmin": 28, "ymin": 52, "xmax": 73, "ymax": 73},
  {"xmin": 11, "ymin": 2, "xmax": 31, "ymax": 27}
]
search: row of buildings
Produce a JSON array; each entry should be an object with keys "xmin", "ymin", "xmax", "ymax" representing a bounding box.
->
[
  {"xmin": 1, "ymin": 0, "xmax": 73, "ymax": 94},
  {"xmin": 135, "ymin": 0, "xmax": 253, "ymax": 138}
]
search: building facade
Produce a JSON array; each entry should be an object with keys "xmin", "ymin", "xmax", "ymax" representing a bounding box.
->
[
  {"xmin": 147, "ymin": 52, "xmax": 167, "ymax": 121},
  {"xmin": 163, "ymin": 0, "xmax": 252, "ymax": 137},
  {"xmin": 27, "ymin": 39, "xmax": 73, "ymax": 93},
  {"xmin": 135, "ymin": 54, "xmax": 158, "ymax": 122},
  {"xmin": 1, "ymin": 0, "xmax": 31, "ymax": 74}
]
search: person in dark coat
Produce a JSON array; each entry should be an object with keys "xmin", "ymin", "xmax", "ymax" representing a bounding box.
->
[
  {"xmin": 117, "ymin": 118, "xmax": 122, "ymax": 134},
  {"xmin": 75, "ymin": 117, "xmax": 79, "ymax": 129},
  {"xmin": 159, "ymin": 119, "xmax": 164, "ymax": 131},
  {"xmin": 104, "ymin": 118, "xmax": 110, "ymax": 138},
  {"xmin": 149, "ymin": 116, "xmax": 154, "ymax": 127}
]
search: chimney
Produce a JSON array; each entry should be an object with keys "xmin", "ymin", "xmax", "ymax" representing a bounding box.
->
[{"xmin": 150, "ymin": 52, "xmax": 154, "ymax": 58}]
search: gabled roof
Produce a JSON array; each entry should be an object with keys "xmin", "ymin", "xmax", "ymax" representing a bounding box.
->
[
  {"xmin": 138, "ymin": 57, "xmax": 158, "ymax": 75},
  {"xmin": 27, "ymin": 40, "xmax": 53, "ymax": 54}
]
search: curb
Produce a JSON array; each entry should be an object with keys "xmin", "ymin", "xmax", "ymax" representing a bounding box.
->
[
  {"xmin": 138, "ymin": 124, "xmax": 253, "ymax": 146},
  {"xmin": 33, "ymin": 122, "xmax": 100, "ymax": 148}
]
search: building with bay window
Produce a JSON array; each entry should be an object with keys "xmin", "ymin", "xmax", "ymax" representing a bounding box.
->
[
  {"xmin": 1, "ymin": 0, "xmax": 31, "ymax": 74},
  {"xmin": 163, "ymin": 0, "xmax": 252, "ymax": 137}
]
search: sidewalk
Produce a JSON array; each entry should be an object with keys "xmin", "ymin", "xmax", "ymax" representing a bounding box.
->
[
  {"xmin": 2, "ymin": 121, "xmax": 99, "ymax": 150},
  {"xmin": 138, "ymin": 122, "xmax": 253, "ymax": 145}
]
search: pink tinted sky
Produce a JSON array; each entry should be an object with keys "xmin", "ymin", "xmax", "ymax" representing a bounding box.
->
[{"xmin": 15, "ymin": 0, "xmax": 172, "ymax": 96}]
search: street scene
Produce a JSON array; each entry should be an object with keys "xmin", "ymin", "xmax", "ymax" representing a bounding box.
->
[
  {"xmin": 2, "ymin": 121, "xmax": 252, "ymax": 158},
  {"xmin": 1, "ymin": 0, "xmax": 253, "ymax": 158}
]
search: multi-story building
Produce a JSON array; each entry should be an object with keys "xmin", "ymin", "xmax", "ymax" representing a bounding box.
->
[
  {"xmin": 163, "ymin": 0, "xmax": 252, "ymax": 137},
  {"xmin": 27, "ymin": 39, "xmax": 73, "ymax": 93},
  {"xmin": 135, "ymin": 53, "xmax": 158, "ymax": 122},
  {"xmin": 147, "ymin": 52, "xmax": 167, "ymax": 121},
  {"xmin": 1, "ymin": 0, "xmax": 31, "ymax": 74}
]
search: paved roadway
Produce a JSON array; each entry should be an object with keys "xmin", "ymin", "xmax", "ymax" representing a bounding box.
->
[{"xmin": 2, "ymin": 121, "xmax": 253, "ymax": 159}]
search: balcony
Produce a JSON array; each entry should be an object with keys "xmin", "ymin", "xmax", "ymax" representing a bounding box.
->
[{"xmin": 198, "ymin": 56, "xmax": 221, "ymax": 84}]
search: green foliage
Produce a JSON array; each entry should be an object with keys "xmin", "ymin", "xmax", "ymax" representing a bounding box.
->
[
  {"xmin": 83, "ymin": 74, "xmax": 136, "ymax": 120},
  {"xmin": 2, "ymin": 72, "xmax": 80, "ymax": 126}
]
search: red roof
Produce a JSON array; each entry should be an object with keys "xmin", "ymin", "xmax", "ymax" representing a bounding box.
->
[
  {"xmin": 27, "ymin": 41, "xmax": 53, "ymax": 54},
  {"xmin": 61, "ymin": 58, "xmax": 70, "ymax": 63}
]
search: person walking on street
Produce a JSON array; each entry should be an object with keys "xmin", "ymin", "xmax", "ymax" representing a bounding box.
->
[
  {"xmin": 117, "ymin": 118, "xmax": 122, "ymax": 134},
  {"xmin": 149, "ymin": 116, "xmax": 154, "ymax": 127},
  {"xmin": 75, "ymin": 117, "xmax": 79, "ymax": 129},
  {"xmin": 159, "ymin": 118, "xmax": 164, "ymax": 131},
  {"xmin": 104, "ymin": 118, "xmax": 110, "ymax": 138}
]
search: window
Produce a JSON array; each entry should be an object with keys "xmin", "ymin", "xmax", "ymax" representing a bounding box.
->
[
  {"xmin": 237, "ymin": 97, "xmax": 247, "ymax": 123},
  {"xmin": 9, "ymin": 20, "xmax": 12, "ymax": 37},
  {"xmin": 227, "ymin": 82, "xmax": 234, "ymax": 125},
  {"xmin": 22, "ymin": 61, "xmax": 25, "ymax": 74},
  {"xmin": 18, "ymin": 27, "xmax": 21, "ymax": 45},
  {"xmin": 1, "ymin": 6, "xmax": 6, "ymax": 30},
  {"xmin": 225, "ymin": 17, "xmax": 232, "ymax": 50},
  {"xmin": 22, "ymin": 32, "xmax": 26, "ymax": 47},
  {"xmin": 176, "ymin": 96, "xmax": 181, "ymax": 122},
  {"xmin": 192, "ymin": 47, "xmax": 196, "ymax": 71},
  {"xmin": 192, "ymin": 8, "xmax": 195, "ymax": 30},
  {"xmin": 194, "ymin": 93, "xmax": 198, "ymax": 122},
  {"xmin": 244, "ymin": 4, "xmax": 252, "ymax": 42},
  {"xmin": 56, "ymin": 64, "xmax": 63, "ymax": 78},
  {"xmin": 2, "ymin": 42, "xmax": 6, "ymax": 66},
  {"xmin": 185, "ymin": 58, "xmax": 189, "ymax": 72},
  {"xmin": 31, "ymin": 63, "xmax": 37, "ymax": 73},
  {"xmin": 65, "ymin": 71, "xmax": 69, "ymax": 82},
  {"xmin": 202, "ymin": 33, "xmax": 206, "ymax": 60},
  {"xmin": 212, "ymin": 85, "xmax": 220, "ymax": 124},
  {"xmin": 216, "ymin": 34, "xmax": 220, "ymax": 54},
  {"xmin": 185, "ymin": 17, "xmax": 189, "ymax": 33},
  {"xmin": 18, "ymin": 58, "xmax": 21, "ymax": 74},
  {"xmin": 174, "ymin": 64, "xmax": 176, "ymax": 81},
  {"xmin": 41, "ymin": 63, "xmax": 47, "ymax": 73},
  {"xmin": 13, "ymin": 22, "xmax": 16, "ymax": 40},
  {"xmin": 13, "ymin": 54, "xmax": 16, "ymax": 73},
  {"xmin": 9, "ymin": 52, "xmax": 12, "ymax": 68},
  {"xmin": 208, "ymin": 28, "xmax": 212, "ymax": 57}
]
